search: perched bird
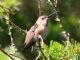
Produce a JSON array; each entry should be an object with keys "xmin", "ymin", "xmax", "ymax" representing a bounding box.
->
[
  {"xmin": 24, "ymin": 11, "xmax": 58, "ymax": 47},
  {"xmin": 24, "ymin": 16, "xmax": 48, "ymax": 47}
]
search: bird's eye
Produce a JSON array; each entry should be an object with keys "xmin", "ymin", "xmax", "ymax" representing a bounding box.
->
[
  {"xmin": 42, "ymin": 18, "xmax": 45, "ymax": 20},
  {"xmin": 42, "ymin": 17, "xmax": 47, "ymax": 20}
]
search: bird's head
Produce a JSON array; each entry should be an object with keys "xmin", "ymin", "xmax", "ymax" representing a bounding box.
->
[
  {"xmin": 36, "ymin": 16, "xmax": 48, "ymax": 26},
  {"xmin": 36, "ymin": 11, "xmax": 59, "ymax": 25}
]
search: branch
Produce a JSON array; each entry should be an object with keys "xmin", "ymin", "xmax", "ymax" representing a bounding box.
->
[
  {"xmin": 39, "ymin": 43, "xmax": 47, "ymax": 60},
  {"xmin": 9, "ymin": 54, "xmax": 25, "ymax": 60},
  {"xmin": 0, "ymin": 48, "xmax": 14, "ymax": 60},
  {"xmin": 38, "ymin": 0, "xmax": 41, "ymax": 16}
]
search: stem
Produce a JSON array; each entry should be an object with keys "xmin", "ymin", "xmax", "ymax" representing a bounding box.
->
[{"xmin": 0, "ymin": 48, "xmax": 14, "ymax": 60}]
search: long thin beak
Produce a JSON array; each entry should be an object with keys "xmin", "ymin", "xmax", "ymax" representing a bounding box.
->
[
  {"xmin": 41, "ymin": 11, "xmax": 59, "ymax": 20},
  {"xmin": 48, "ymin": 11, "xmax": 59, "ymax": 18}
]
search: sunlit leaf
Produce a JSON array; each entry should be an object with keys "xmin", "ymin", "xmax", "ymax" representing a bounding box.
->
[{"xmin": 0, "ymin": 50, "xmax": 11, "ymax": 60}]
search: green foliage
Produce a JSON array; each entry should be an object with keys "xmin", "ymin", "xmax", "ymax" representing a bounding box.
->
[
  {"xmin": 0, "ymin": 50, "xmax": 11, "ymax": 60},
  {"xmin": 0, "ymin": 0, "xmax": 80, "ymax": 60},
  {"xmin": 0, "ymin": 0, "xmax": 20, "ymax": 7},
  {"xmin": 42, "ymin": 40, "xmax": 80, "ymax": 60},
  {"xmin": 43, "ymin": 40, "xmax": 64, "ymax": 60},
  {"xmin": 61, "ymin": 15, "xmax": 80, "ymax": 40}
]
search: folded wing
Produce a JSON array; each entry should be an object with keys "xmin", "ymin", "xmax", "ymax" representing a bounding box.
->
[{"xmin": 24, "ymin": 24, "xmax": 38, "ymax": 47}]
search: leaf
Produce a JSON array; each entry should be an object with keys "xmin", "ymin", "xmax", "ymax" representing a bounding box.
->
[{"xmin": 0, "ymin": 50, "xmax": 11, "ymax": 60}]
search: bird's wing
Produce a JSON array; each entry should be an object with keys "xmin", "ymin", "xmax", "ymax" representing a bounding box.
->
[{"xmin": 24, "ymin": 24, "xmax": 38, "ymax": 47}]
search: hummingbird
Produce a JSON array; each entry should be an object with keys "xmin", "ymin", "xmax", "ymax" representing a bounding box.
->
[{"xmin": 24, "ymin": 12, "xmax": 58, "ymax": 47}]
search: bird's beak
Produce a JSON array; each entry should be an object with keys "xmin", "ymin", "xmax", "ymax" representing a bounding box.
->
[
  {"xmin": 42, "ymin": 11, "xmax": 59, "ymax": 20},
  {"xmin": 48, "ymin": 11, "xmax": 59, "ymax": 18}
]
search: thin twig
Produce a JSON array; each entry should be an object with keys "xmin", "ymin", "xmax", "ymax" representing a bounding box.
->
[
  {"xmin": 0, "ymin": 48, "xmax": 14, "ymax": 60},
  {"xmin": 0, "ymin": 4, "xmax": 26, "ymax": 33},
  {"xmin": 38, "ymin": 0, "xmax": 41, "ymax": 16},
  {"xmin": 35, "ymin": 51, "xmax": 41, "ymax": 60},
  {"xmin": 39, "ymin": 43, "xmax": 47, "ymax": 60},
  {"xmin": 0, "ymin": 4, "xmax": 26, "ymax": 60},
  {"xmin": 10, "ymin": 20, "xmax": 26, "ymax": 33},
  {"xmin": 9, "ymin": 54, "xmax": 25, "ymax": 60}
]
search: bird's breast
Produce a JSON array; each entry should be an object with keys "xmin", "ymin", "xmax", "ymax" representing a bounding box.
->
[
  {"xmin": 34, "ymin": 26, "xmax": 46, "ymax": 35},
  {"xmin": 33, "ymin": 26, "xmax": 48, "ymax": 41}
]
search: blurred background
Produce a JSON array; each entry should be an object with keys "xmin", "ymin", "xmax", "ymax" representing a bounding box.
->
[{"xmin": 0, "ymin": 0, "xmax": 80, "ymax": 60}]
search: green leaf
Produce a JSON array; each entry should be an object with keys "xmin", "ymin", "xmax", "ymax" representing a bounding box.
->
[
  {"xmin": 1, "ymin": 0, "xmax": 20, "ymax": 7},
  {"xmin": 0, "ymin": 50, "xmax": 11, "ymax": 60}
]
